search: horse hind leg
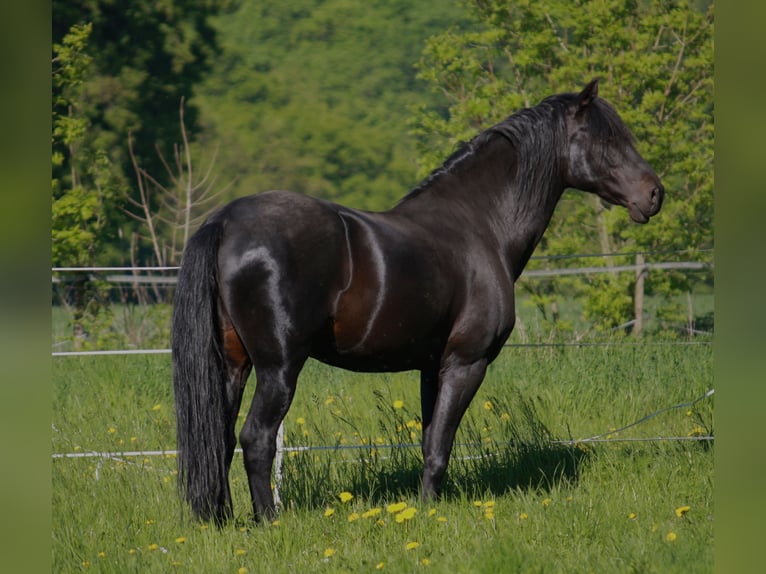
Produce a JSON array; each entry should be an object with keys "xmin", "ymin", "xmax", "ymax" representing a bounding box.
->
[
  {"xmin": 238, "ymin": 355, "xmax": 306, "ymax": 521},
  {"xmin": 218, "ymin": 323, "xmax": 253, "ymax": 522}
]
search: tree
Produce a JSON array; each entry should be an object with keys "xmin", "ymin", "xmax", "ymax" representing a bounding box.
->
[
  {"xmin": 52, "ymin": 0, "xmax": 227, "ymax": 265},
  {"xmin": 413, "ymin": 0, "xmax": 714, "ymax": 335}
]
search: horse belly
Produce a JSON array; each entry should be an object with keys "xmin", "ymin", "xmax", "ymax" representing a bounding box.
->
[{"xmin": 317, "ymin": 288, "xmax": 443, "ymax": 372}]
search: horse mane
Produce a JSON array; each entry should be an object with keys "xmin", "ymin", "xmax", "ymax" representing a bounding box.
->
[{"xmin": 401, "ymin": 90, "xmax": 634, "ymax": 203}]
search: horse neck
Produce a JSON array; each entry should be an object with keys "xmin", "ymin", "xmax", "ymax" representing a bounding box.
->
[{"xmin": 394, "ymin": 133, "xmax": 566, "ymax": 279}]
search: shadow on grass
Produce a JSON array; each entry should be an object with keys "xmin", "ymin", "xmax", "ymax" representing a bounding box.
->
[{"xmin": 276, "ymin": 391, "xmax": 590, "ymax": 509}]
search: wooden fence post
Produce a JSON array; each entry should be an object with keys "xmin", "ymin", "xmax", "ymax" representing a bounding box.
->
[{"xmin": 633, "ymin": 253, "xmax": 646, "ymax": 336}]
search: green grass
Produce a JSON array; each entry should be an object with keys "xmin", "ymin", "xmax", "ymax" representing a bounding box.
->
[{"xmin": 52, "ymin": 342, "xmax": 713, "ymax": 573}]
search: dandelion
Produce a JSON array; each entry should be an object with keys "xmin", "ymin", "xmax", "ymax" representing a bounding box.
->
[
  {"xmin": 348, "ymin": 512, "xmax": 360, "ymax": 522},
  {"xmin": 428, "ymin": 508, "xmax": 437, "ymax": 517},
  {"xmin": 675, "ymin": 505, "xmax": 691, "ymax": 518},
  {"xmin": 628, "ymin": 512, "xmax": 637, "ymax": 520},
  {"xmin": 271, "ymin": 520, "xmax": 281, "ymax": 526},
  {"xmin": 483, "ymin": 401, "xmax": 493, "ymax": 411},
  {"xmin": 97, "ymin": 551, "xmax": 106, "ymax": 558},
  {"xmin": 82, "ymin": 561, "xmax": 91, "ymax": 568},
  {"xmin": 131, "ymin": 436, "xmax": 138, "ymax": 444},
  {"xmin": 175, "ymin": 537, "xmax": 186, "ymax": 544},
  {"xmin": 145, "ymin": 519, "xmax": 155, "ymax": 525},
  {"xmin": 148, "ymin": 543, "xmax": 159, "ymax": 551},
  {"xmin": 362, "ymin": 507, "xmax": 382, "ymax": 518},
  {"xmin": 108, "ymin": 426, "xmax": 117, "ymax": 434},
  {"xmin": 376, "ymin": 563, "xmax": 385, "ymax": 570},
  {"xmin": 473, "ymin": 500, "xmax": 483, "ymax": 507},
  {"xmin": 238, "ymin": 568, "xmax": 248, "ymax": 574},
  {"xmin": 151, "ymin": 404, "xmax": 162, "ymax": 411},
  {"xmin": 324, "ymin": 547, "xmax": 336, "ymax": 558},
  {"xmin": 395, "ymin": 507, "xmax": 417, "ymax": 523},
  {"xmin": 687, "ymin": 427, "xmax": 705, "ymax": 437},
  {"xmin": 235, "ymin": 549, "xmax": 247, "ymax": 556},
  {"xmin": 128, "ymin": 549, "xmax": 136, "ymax": 555},
  {"xmin": 421, "ymin": 558, "xmax": 432, "ymax": 566},
  {"xmin": 296, "ymin": 417, "xmax": 306, "ymax": 425},
  {"xmin": 666, "ymin": 532, "xmax": 677, "ymax": 542},
  {"xmin": 325, "ymin": 396, "xmax": 335, "ymax": 405},
  {"xmin": 436, "ymin": 516, "xmax": 447, "ymax": 523},
  {"xmin": 405, "ymin": 541, "xmax": 420, "ymax": 551},
  {"xmin": 519, "ymin": 512, "xmax": 528, "ymax": 520},
  {"xmin": 500, "ymin": 412, "xmax": 511, "ymax": 421},
  {"xmin": 339, "ymin": 491, "xmax": 354, "ymax": 503},
  {"xmin": 483, "ymin": 501, "xmax": 495, "ymax": 508},
  {"xmin": 387, "ymin": 501, "xmax": 408, "ymax": 513},
  {"xmin": 324, "ymin": 508, "xmax": 336, "ymax": 517},
  {"xmin": 393, "ymin": 399, "xmax": 405, "ymax": 409},
  {"xmin": 542, "ymin": 498, "xmax": 551, "ymax": 507}
]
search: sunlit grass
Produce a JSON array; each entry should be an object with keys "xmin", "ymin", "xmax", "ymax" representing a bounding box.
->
[{"xmin": 52, "ymin": 341, "xmax": 712, "ymax": 572}]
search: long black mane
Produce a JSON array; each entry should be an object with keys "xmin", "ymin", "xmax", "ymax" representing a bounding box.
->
[{"xmin": 402, "ymin": 91, "xmax": 635, "ymax": 204}]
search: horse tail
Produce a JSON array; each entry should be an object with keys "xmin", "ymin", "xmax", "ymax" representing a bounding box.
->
[{"xmin": 172, "ymin": 219, "xmax": 229, "ymax": 522}]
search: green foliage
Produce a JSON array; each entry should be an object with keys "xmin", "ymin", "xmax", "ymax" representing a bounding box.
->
[
  {"xmin": 195, "ymin": 0, "xmax": 469, "ymax": 211},
  {"xmin": 413, "ymin": 0, "xmax": 714, "ymax": 332}
]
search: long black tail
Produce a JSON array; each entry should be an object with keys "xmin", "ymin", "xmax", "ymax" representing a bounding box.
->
[{"xmin": 172, "ymin": 220, "xmax": 229, "ymax": 522}]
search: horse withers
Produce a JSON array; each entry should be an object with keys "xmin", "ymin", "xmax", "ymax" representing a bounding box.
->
[{"xmin": 172, "ymin": 79, "xmax": 663, "ymax": 523}]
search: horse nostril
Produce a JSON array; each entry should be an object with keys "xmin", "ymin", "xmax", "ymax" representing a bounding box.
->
[{"xmin": 651, "ymin": 184, "xmax": 664, "ymax": 208}]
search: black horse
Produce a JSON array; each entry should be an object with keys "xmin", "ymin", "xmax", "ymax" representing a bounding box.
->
[{"xmin": 172, "ymin": 79, "xmax": 663, "ymax": 523}]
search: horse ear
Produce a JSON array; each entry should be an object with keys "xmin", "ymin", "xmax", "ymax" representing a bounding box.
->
[{"xmin": 577, "ymin": 78, "xmax": 600, "ymax": 110}]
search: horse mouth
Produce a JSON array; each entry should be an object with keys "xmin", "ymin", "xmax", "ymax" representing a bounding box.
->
[{"xmin": 628, "ymin": 202, "xmax": 651, "ymax": 224}]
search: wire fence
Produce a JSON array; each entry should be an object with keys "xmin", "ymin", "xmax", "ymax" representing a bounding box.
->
[{"xmin": 51, "ymin": 253, "xmax": 714, "ymax": 494}]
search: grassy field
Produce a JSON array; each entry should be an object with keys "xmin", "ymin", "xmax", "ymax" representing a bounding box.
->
[{"xmin": 52, "ymin": 341, "xmax": 713, "ymax": 573}]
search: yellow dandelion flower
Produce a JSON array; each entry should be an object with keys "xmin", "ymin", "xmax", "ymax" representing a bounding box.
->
[
  {"xmin": 151, "ymin": 404, "xmax": 162, "ymax": 411},
  {"xmin": 387, "ymin": 501, "xmax": 408, "ymax": 513},
  {"xmin": 362, "ymin": 507, "xmax": 382, "ymax": 518},
  {"xmin": 395, "ymin": 507, "xmax": 417, "ymax": 522},
  {"xmin": 271, "ymin": 520, "xmax": 280, "ymax": 526},
  {"xmin": 483, "ymin": 500, "xmax": 495, "ymax": 508},
  {"xmin": 473, "ymin": 500, "xmax": 483, "ymax": 507},
  {"xmin": 296, "ymin": 417, "xmax": 306, "ymax": 425},
  {"xmin": 198, "ymin": 524, "xmax": 208, "ymax": 530},
  {"xmin": 666, "ymin": 532, "xmax": 677, "ymax": 542},
  {"xmin": 376, "ymin": 563, "xmax": 385, "ymax": 570},
  {"xmin": 175, "ymin": 537, "xmax": 186, "ymax": 544},
  {"xmin": 128, "ymin": 548, "xmax": 136, "ymax": 555},
  {"xmin": 235, "ymin": 549, "xmax": 247, "ymax": 556},
  {"xmin": 131, "ymin": 436, "xmax": 138, "ymax": 443},
  {"xmin": 405, "ymin": 541, "xmax": 420, "ymax": 551},
  {"xmin": 393, "ymin": 399, "xmax": 405, "ymax": 409},
  {"xmin": 339, "ymin": 491, "xmax": 354, "ymax": 503},
  {"xmin": 97, "ymin": 551, "xmax": 106, "ymax": 558},
  {"xmin": 148, "ymin": 543, "xmax": 159, "ymax": 551},
  {"xmin": 421, "ymin": 558, "xmax": 432, "ymax": 566},
  {"xmin": 628, "ymin": 512, "xmax": 637, "ymax": 520},
  {"xmin": 324, "ymin": 396, "xmax": 335, "ymax": 405},
  {"xmin": 324, "ymin": 547, "xmax": 336, "ymax": 558},
  {"xmin": 238, "ymin": 569, "xmax": 248, "ymax": 574},
  {"xmin": 376, "ymin": 519, "xmax": 386, "ymax": 526},
  {"xmin": 428, "ymin": 508, "xmax": 437, "ymax": 517},
  {"xmin": 500, "ymin": 412, "xmax": 511, "ymax": 421},
  {"xmin": 82, "ymin": 561, "xmax": 91, "ymax": 568},
  {"xmin": 437, "ymin": 516, "xmax": 447, "ymax": 523},
  {"xmin": 675, "ymin": 505, "xmax": 691, "ymax": 518},
  {"xmin": 145, "ymin": 519, "xmax": 155, "ymax": 525},
  {"xmin": 108, "ymin": 427, "xmax": 117, "ymax": 434},
  {"xmin": 484, "ymin": 510, "xmax": 495, "ymax": 520},
  {"xmin": 519, "ymin": 512, "xmax": 528, "ymax": 520},
  {"xmin": 483, "ymin": 401, "xmax": 493, "ymax": 411},
  {"xmin": 324, "ymin": 507, "xmax": 336, "ymax": 517},
  {"xmin": 348, "ymin": 512, "xmax": 360, "ymax": 522},
  {"xmin": 542, "ymin": 498, "xmax": 551, "ymax": 507}
]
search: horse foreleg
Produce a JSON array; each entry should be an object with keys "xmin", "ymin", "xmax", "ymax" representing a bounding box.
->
[
  {"xmin": 421, "ymin": 356, "xmax": 488, "ymax": 500},
  {"xmin": 239, "ymin": 361, "xmax": 302, "ymax": 522}
]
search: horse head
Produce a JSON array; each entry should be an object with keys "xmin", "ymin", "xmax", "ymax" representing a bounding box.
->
[{"xmin": 563, "ymin": 79, "xmax": 664, "ymax": 224}]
